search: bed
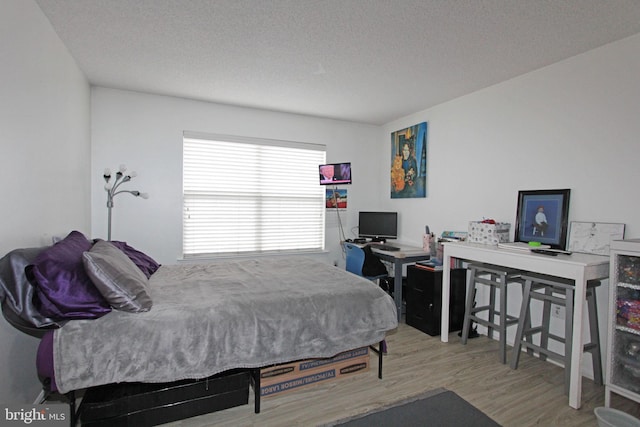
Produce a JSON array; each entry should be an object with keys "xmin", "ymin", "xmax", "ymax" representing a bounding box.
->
[{"xmin": 0, "ymin": 231, "xmax": 398, "ymax": 423}]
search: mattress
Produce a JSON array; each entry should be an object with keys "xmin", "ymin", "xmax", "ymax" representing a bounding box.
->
[{"xmin": 47, "ymin": 257, "xmax": 397, "ymax": 393}]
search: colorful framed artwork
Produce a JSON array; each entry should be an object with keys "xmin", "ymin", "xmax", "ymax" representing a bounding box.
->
[
  {"xmin": 568, "ymin": 221, "xmax": 625, "ymax": 255},
  {"xmin": 390, "ymin": 122, "xmax": 427, "ymax": 198},
  {"xmin": 325, "ymin": 188, "xmax": 347, "ymax": 209},
  {"xmin": 514, "ymin": 189, "xmax": 571, "ymax": 250}
]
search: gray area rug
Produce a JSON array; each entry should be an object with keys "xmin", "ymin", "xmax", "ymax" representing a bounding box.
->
[{"xmin": 323, "ymin": 388, "xmax": 501, "ymax": 427}]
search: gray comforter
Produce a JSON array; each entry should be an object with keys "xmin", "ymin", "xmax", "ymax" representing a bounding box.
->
[{"xmin": 53, "ymin": 257, "xmax": 398, "ymax": 393}]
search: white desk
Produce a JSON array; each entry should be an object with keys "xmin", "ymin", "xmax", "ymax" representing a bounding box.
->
[
  {"xmin": 441, "ymin": 241, "xmax": 609, "ymax": 409},
  {"xmin": 369, "ymin": 243, "xmax": 431, "ymax": 321}
]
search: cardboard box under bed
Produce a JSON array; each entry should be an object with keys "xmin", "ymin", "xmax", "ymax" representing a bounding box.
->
[{"xmin": 258, "ymin": 347, "xmax": 370, "ymax": 398}]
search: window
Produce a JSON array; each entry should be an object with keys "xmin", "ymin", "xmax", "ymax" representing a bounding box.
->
[{"xmin": 183, "ymin": 132, "xmax": 326, "ymax": 257}]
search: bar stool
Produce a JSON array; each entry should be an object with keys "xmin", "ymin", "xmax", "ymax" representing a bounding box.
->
[
  {"xmin": 460, "ymin": 263, "xmax": 525, "ymax": 364},
  {"xmin": 510, "ymin": 272, "xmax": 603, "ymax": 394}
]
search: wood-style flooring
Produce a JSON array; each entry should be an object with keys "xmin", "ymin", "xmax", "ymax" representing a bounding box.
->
[{"xmin": 163, "ymin": 323, "xmax": 640, "ymax": 427}]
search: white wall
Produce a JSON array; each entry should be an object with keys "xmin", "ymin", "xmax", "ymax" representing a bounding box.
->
[
  {"xmin": 90, "ymin": 33, "xmax": 640, "ymax": 273},
  {"xmin": 0, "ymin": 1, "xmax": 91, "ymax": 404},
  {"xmin": 382, "ymin": 33, "xmax": 640, "ymax": 244},
  {"xmin": 90, "ymin": 88, "xmax": 381, "ymax": 266},
  {"xmin": 381, "ymin": 34, "xmax": 640, "ymax": 377}
]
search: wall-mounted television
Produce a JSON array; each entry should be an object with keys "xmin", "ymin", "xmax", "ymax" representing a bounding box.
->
[
  {"xmin": 319, "ymin": 162, "xmax": 352, "ymax": 185},
  {"xmin": 358, "ymin": 211, "xmax": 398, "ymax": 241}
]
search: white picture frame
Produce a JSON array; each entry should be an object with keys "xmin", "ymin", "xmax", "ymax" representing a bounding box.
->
[{"xmin": 568, "ymin": 221, "xmax": 625, "ymax": 255}]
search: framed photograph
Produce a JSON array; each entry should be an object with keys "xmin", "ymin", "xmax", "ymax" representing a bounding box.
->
[
  {"xmin": 514, "ymin": 189, "xmax": 571, "ymax": 250},
  {"xmin": 390, "ymin": 122, "xmax": 427, "ymax": 199},
  {"xmin": 568, "ymin": 222, "xmax": 625, "ymax": 255},
  {"xmin": 325, "ymin": 188, "xmax": 347, "ymax": 209}
]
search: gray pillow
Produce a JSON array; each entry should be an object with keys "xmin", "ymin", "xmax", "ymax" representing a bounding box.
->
[{"xmin": 82, "ymin": 240, "xmax": 152, "ymax": 312}]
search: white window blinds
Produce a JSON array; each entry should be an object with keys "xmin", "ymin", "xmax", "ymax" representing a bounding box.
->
[{"xmin": 183, "ymin": 133, "xmax": 326, "ymax": 257}]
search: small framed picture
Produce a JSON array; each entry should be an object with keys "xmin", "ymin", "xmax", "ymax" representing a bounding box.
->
[
  {"xmin": 325, "ymin": 188, "xmax": 347, "ymax": 209},
  {"xmin": 568, "ymin": 222, "xmax": 625, "ymax": 255},
  {"xmin": 514, "ymin": 189, "xmax": 571, "ymax": 250}
]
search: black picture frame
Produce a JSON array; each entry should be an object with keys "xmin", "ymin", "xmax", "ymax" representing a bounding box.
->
[{"xmin": 514, "ymin": 189, "xmax": 571, "ymax": 250}]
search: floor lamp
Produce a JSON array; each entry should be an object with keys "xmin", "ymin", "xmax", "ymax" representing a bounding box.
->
[{"xmin": 104, "ymin": 165, "xmax": 148, "ymax": 240}]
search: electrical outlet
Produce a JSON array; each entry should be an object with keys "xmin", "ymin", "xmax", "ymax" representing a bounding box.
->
[{"xmin": 551, "ymin": 304, "xmax": 565, "ymax": 319}]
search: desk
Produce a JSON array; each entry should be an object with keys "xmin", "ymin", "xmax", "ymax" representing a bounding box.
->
[
  {"xmin": 441, "ymin": 241, "xmax": 609, "ymax": 409},
  {"xmin": 370, "ymin": 244, "xmax": 431, "ymax": 322}
]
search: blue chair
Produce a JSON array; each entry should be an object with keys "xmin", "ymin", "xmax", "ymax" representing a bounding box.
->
[
  {"xmin": 344, "ymin": 242, "xmax": 390, "ymax": 354},
  {"xmin": 344, "ymin": 242, "xmax": 388, "ymax": 282}
]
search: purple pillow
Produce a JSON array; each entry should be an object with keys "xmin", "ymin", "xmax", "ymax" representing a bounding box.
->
[
  {"xmin": 27, "ymin": 231, "xmax": 111, "ymax": 320},
  {"xmin": 109, "ymin": 241, "xmax": 160, "ymax": 278}
]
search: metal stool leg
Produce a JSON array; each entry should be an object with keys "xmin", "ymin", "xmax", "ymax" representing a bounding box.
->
[
  {"xmin": 497, "ymin": 272, "xmax": 509, "ymax": 364},
  {"xmin": 461, "ymin": 267, "xmax": 477, "ymax": 345},
  {"xmin": 563, "ymin": 287, "xmax": 574, "ymax": 395},
  {"xmin": 539, "ymin": 287, "xmax": 552, "ymax": 362},
  {"xmin": 487, "ymin": 273, "xmax": 497, "ymax": 340},
  {"xmin": 510, "ymin": 278, "xmax": 533, "ymax": 369},
  {"xmin": 587, "ymin": 286, "xmax": 603, "ymax": 385}
]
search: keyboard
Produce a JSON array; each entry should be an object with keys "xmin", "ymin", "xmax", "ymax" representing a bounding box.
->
[{"xmin": 371, "ymin": 244, "xmax": 400, "ymax": 252}]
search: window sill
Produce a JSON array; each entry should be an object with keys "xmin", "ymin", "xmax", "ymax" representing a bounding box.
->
[{"xmin": 177, "ymin": 249, "xmax": 330, "ymax": 263}]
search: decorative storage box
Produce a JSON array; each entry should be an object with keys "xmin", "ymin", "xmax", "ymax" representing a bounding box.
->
[{"xmin": 468, "ymin": 222, "xmax": 511, "ymax": 245}]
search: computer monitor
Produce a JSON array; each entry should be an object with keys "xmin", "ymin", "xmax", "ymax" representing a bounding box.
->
[{"xmin": 358, "ymin": 211, "xmax": 398, "ymax": 242}]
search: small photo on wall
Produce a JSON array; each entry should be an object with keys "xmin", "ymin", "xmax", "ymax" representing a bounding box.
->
[
  {"xmin": 391, "ymin": 122, "xmax": 427, "ymax": 198},
  {"xmin": 326, "ymin": 189, "xmax": 347, "ymax": 209}
]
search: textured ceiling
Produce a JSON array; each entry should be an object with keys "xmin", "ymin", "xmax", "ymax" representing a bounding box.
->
[{"xmin": 36, "ymin": 0, "xmax": 640, "ymax": 125}]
